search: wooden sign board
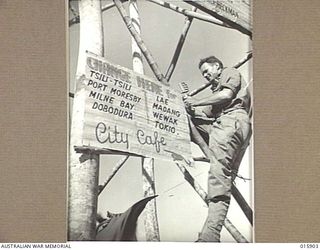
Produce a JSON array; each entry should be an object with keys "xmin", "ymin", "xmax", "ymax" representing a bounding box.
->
[
  {"xmin": 184, "ymin": 0, "xmax": 252, "ymax": 37},
  {"xmin": 74, "ymin": 52, "xmax": 192, "ymax": 161}
]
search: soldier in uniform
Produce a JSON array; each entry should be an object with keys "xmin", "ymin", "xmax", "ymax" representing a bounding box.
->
[{"xmin": 184, "ymin": 56, "xmax": 252, "ymax": 242}]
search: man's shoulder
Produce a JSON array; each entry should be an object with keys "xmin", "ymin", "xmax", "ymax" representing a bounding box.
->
[{"xmin": 221, "ymin": 67, "xmax": 240, "ymax": 76}]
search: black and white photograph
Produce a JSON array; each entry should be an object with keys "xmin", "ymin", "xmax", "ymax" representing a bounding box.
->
[{"xmin": 68, "ymin": 0, "xmax": 253, "ymax": 242}]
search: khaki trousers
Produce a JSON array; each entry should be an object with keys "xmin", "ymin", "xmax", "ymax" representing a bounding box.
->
[{"xmin": 192, "ymin": 110, "xmax": 252, "ymax": 242}]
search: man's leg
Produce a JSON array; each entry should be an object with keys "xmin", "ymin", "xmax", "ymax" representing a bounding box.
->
[
  {"xmin": 190, "ymin": 117, "xmax": 212, "ymax": 145},
  {"xmin": 198, "ymin": 156, "xmax": 232, "ymax": 242},
  {"xmin": 198, "ymin": 113, "xmax": 251, "ymax": 242}
]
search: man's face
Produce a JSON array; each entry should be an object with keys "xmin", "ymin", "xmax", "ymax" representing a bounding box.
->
[{"xmin": 200, "ymin": 62, "xmax": 220, "ymax": 82}]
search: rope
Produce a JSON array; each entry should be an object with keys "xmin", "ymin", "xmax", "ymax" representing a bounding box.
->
[{"xmin": 158, "ymin": 172, "xmax": 205, "ymax": 197}]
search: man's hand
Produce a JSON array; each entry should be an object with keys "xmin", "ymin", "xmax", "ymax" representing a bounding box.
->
[
  {"xmin": 183, "ymin": 96, "xmax": 197, "ymax": 108},
  {"xmin": 183, "ymin": 96, "xmax": 197, "ymax": 115}
]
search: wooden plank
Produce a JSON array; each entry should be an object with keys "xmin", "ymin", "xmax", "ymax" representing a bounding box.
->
[
  {"xmin": 75, "ymin": 52, "xmax": 191, "ymax": 162},
  {"xmin": 184, "ymin": 0, "xmax": 252, "ymax": 37}
]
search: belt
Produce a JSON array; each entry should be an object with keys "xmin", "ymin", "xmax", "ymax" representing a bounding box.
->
[{"xmin": 215, "ymin": 107, "xmax": 248, "ymax": 119}]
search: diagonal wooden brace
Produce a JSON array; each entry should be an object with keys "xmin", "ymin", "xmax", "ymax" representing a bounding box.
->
[
  {"xmin": 113, "ymin": 0, "xmax": 169, "ymax": 86},
  {"xmin": 174, "ymin": 160, "xmax": 248, "ymax": 242}
]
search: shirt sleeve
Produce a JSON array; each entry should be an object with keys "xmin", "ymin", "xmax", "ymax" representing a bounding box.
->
[{"xmin": 219, "ymin": 68, "xmax": 241, "ymax": 95}]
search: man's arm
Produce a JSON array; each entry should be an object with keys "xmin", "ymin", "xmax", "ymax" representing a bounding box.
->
[
  {"xmin": 184, "ymin": 67, "xmax": 241, "ymax": 108},
  {"xmin": 184, "ymin": 88, "xmax": 234, "ymax": 107}
]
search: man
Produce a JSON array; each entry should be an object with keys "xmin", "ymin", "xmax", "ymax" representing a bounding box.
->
[{"xmin": 183, "ymin": 56, "xmax": 252, "ymax": 242}]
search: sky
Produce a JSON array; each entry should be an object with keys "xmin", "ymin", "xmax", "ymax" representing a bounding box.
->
[{"xmin": 69, "ymin": 0, "xmax": 253, "ymax": 242}]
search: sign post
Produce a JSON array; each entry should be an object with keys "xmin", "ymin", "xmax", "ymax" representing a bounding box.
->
[
  {"xmin": 68, "ymin": 0, "xmax": 103, "ymax": 240},
  {"xmin": 129, "ymin": 0, "xmax": 160, "ymax": 241}
]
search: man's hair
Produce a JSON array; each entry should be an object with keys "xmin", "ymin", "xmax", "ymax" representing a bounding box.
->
[{"xmin": 198, "ymin": 56, "xmax": 223, "ymax": 69}]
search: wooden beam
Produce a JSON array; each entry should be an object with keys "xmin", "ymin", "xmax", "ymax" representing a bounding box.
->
[
  {"xmin": 174, "ymin": 160, "xmax": 248, "ymax": 242},
  {"xmin": 233, "ymin": 52, "xmax": 252, "ymax": 69},
  {"xmin": 129, "ymin": 0, "xmax": 160, "ymax": 241},
  {"xmin": 146, "ymin": 0, "xmax": 231, "ymax": 28},
  {"xmin": 74, "ymin": 145, "xmax": 141, "ymax": 157},
  {"xmin": 183, "ymin": 0, "xmax": 252, "ymax": 37},
  {"xmin": 69, "ymin": 1, "xmax": 128, "ymax": 27},
  {"xmin": 193, "ymin": 156, "xmax": 210, "ymax": 163},
  {"xmin": 98, "ymin": 155, "xmax": 130, "ymax": 195},
  {"xmin": 224, "ymin": 219, "xmax": 248, "ymax": 242},
  {"xmin": 101, "ymin": 2, "xmax": 116, "ymax": 12},
  {"xmin": 165, "ymin": 7, "xmax": 197, "ymax": 81},
  {"xmin": 141, "ymin": 158, "xmax": 160, "ymax": 241},
  {"xmin": 231, "ymin": 183, "xmax": 253, "ymax": 226},
  {"xmin": 68, "ymin": 0, "xmax": 104, "ymax": 240},
  {"xmin": 113, "ymin": 0, "xmax": 169, "ymax": 86}
]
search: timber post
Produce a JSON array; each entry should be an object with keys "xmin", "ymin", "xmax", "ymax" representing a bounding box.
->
[
  {"xmin": 68, "ymin": 0, "xmax": 104, "ymax": 240},
  {"xmin": 129, "ymin": 0, "xmax": 160, "ymax": 241}
]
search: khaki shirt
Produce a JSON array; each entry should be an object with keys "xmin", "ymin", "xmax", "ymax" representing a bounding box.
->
[{"xmin": 202, "ymin": 67, "xmax": 251, "ymax": 118}]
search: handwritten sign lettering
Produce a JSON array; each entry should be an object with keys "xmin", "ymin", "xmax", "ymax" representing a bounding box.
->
[
  {"xmin": 75, "ymin": 52, "xmax": 191, "ymax": 161},
  {"xmin": 184, "ymin": 0, "xmax": 252, "ymax": 36}
]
